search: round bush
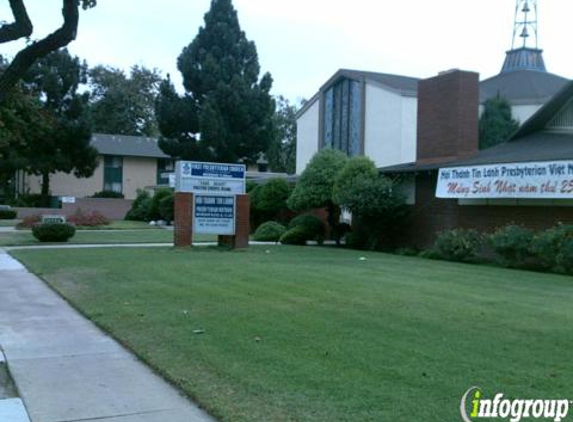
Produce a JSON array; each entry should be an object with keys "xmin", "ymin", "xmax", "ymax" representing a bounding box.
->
[
  {"xmin": 288, "ymin": 214, "xmax": 325, "ymax": 243},
  {"xmin": 254, "ymin": 222, "xmax": 286, "ymax": 242},
  {"xmin": 0, "ymin": 209, "xmax": 17, "ymax": 219},
  {"xmin": 32, "ymin": 223, "xmax": 76, "ymax": 242},
  {"xmin": 489, "ymin": 225, "xmax": 535, "ymax": 268},
  {"xmin": 531, "ymin": 225, "xmax": 573, "ymax": 271},
  {"xmin": 279, "ymin": 226, "xmax": 309, "ymax": 245},
  {"xmin": 434, "ymin": 229, "xmax": 482, "ymax": 262}
]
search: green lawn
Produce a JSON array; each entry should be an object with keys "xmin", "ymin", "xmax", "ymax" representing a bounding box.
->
[
  {"xmin": 0, "ymin": 229, "xmax": 216, "ymax": 246},
  {"xmin": 0, "ymin": 219, "xmax": 19, "ymax": 227},
  {"xmin": 11, "ymin": 246, "xmax": 573, "ymax": 422}
]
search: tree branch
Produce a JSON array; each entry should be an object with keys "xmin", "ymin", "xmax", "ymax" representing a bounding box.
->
[
  {"xmin": 0, "ymin": 0, "xmax": 33, "ymax": 44},
  {"xmin": 0, "ymin": 0, "xmax": 80, "ymax": 102}
]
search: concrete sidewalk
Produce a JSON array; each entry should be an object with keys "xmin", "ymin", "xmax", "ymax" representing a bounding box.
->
[{"xmin": 0, "ymin": 250, "xmax": 215, "ymax": 422}]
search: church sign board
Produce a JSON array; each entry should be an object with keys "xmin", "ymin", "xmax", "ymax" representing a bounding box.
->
[
  {"xmin": 436, "ymin": 160, "xmax": 573, "ymax": 199},
  {"xmin": 175, "ymin": 161, "xmax": 246, "ymax": 236},
  {"xmin": 175, "ymin": 161, "xmax": 246, "ymax": 195},
  {"xmin": 193, "ymin": 194, "xmax": 236, "ymax": 235}
]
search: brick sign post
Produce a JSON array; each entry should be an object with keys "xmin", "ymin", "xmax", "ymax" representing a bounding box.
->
[{"xmin": 173, "ymin": 162, "xmax": 249, "ymax": 249}]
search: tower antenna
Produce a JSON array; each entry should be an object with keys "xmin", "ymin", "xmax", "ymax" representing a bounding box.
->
[{"xmin": 511, "ymin": 0, "xmax": 539, "ymax": 49}]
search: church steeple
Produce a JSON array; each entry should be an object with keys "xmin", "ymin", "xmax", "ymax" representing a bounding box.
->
[{"xmin": 501, "ymin": 0, "xmax": 546, "ymax": 73}]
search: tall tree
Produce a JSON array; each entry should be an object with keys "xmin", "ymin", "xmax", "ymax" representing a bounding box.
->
[
  {"xmin": 158, "ymin": 0, "xmax": 275, "ymax": 163},
  {"xmin": 0, "ymin": 0, "xmax": 97, "ymax": 102},
  {"xmin": 267, "ymin": 96, "xmax": 298, "ymax": 174},
  {"xmin": 479, "ymin": 95, "xmax": 520, "ymax": 150},
  {"xmin": 21, "ymin": 49, "xmax": 97, "ymax": 204},
  {"xmin": 155, "ymin": 76, "xmax": 202, "ymax": 158},
  {"xmin": 0, "ymin": 87, "xmax": 50, "ymax": 194},
  {"xmin": 88, "ymin": 65, "xmax": 161, "ymax": 136}
]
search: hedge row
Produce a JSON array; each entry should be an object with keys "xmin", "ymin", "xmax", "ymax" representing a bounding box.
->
[{"xmin": 422, "ymin": 224, "xmax": 573, "ymax": 275}]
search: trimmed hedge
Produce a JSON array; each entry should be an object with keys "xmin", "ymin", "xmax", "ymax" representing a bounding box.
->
[
  {"xmin": 0, "ymin": 209, "xmax": 17, "ymax": 219},
  {"xmin": 279, "ymin": 226, "xmax": 309, "ymax": 245},
  {"xmin": 254, "ymin": 222, "xmax": 286, "ymax": 242},
  {"xmin": 32, "ymin": 223, "xmax": 76, "ymax": 242},
  {"xmin": 288, "ymin": 214, "xmax": 325, "ymax": 244},
  {"xmin": 91, "ymin": 190, "xmax": 125, "ymax": 199}
]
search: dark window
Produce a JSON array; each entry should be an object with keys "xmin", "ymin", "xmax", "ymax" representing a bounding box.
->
[
  {"xmin": 157, "ymin": 159, "xmax": 175, "ymax": 185},
  {"xmin": 323, "ymin": 78, "xmax": 362, "ymax": 156},
  {"xmin": 103, "ymin": 156, "xmax": 123, "ymax": 193}
]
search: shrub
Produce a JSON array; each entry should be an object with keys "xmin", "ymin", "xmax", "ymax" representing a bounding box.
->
[
  {"xmin": 159, "ymin": 194, "xmax": 174, "ymax": 223},
  {"xmin": 558, "ymin": 238, "xmax": 573, "ymax": 274},
  {"xmin": 288, "ymin": 214, "xmax": 325, "ymax": 244},
  {"xmin": 489, "ymin": 225, "xmax": 535, "ymax": 268},
  {"xmin": 434, "ymin": 229, "xmax": 482, "ymax": 262},
  {"xmin": 531, "ymin": 225, "xmax": 573, "ymax": 272},
  {"xmin": 91, "ymin": 190, "xmax": 125, "ymax": 199},
  {"xmin": 67, "ymin": 208, "xmax": 110, "ymax": 227},
  {"xmin": 0, "ymin": 208, "xmax": 17, "ymax": 219},
  {"xmin": 32, "ymin": 223, "xmax": 76, "ymax": 242},
  {"xmin": 395, "ymin": 247, "xmax": 419, "ymax": 257},
  {"xmin": 9, "ymin": 193, "xmax": 43, "ymax": 208},
  {"xmin": 16, "ymin": 214, "xmax": 41, "ymax": 229},
  {"xmin": 125, "ymin": 190, "xmax": 152, "ymax": 221},
  {"xmin": 254, "ymin": 222, "xmax": 286, "ymax": 242},
  {"xmin": 279, "ymin": 226, "xmax": 309, "ymax": 245},
  {"xmin": 149, "ymin": 188, "xmax": 173, "ymax": 221}
]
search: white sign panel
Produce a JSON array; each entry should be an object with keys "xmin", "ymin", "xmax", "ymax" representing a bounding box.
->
[
  {"xmin": 176, "ymin": 161, "xmax": 246, "ymax": 195},
  {"xmin": 193, "ymin": 195, "xmax": 235, "ymax": 235},
  {"xmin": 436, "ymin": 160, "xmax": 573, "ymax": 199}
]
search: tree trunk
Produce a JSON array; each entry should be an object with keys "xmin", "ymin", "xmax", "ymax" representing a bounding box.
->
[
  {"xmin": 0, "ymin": 0, "xmax": 79, "ymax": 103},
  {"xmin": 41, "ymin": 172, "xmax": 50, "ymax": 208},
  {"xmin": 0, "ymin": 0, "xmax": 33, "ymax": 44}
]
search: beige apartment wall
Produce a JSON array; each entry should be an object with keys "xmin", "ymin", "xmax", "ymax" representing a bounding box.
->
[
  {"xmin": 24, "ymin": 156, "xmax": 105, "ymax": 198},
  {"xmin": 122, "ymin": 156, "xmax": 158, "ymax": 200},
  {"xmin": 23, "ymin": 156, "xmax": 159, "ymax": 200}
]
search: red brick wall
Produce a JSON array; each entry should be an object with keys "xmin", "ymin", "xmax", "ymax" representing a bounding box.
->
[
  {"xmin": 416, "ymin": 70, "xmax": 479, "ymax": 165},
  {"xmin": 174, "ymin": 193, "xmax": 193, "ymax": 247},
  {"xmin": 401, "ymin": 172, "xmax": 573, "ymax": 248},
  {"xmin": 15, "ymin": 198, "xmax": 134, "ymax": 221}
]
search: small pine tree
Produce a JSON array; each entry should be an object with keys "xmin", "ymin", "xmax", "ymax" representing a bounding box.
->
[
  {"xmin": 158, "ymin": 0, "xmax": 275, "ymax": 164},
  {"xmin": 479, "ymin": 95, "xmax": 519, "ymax": 150}
]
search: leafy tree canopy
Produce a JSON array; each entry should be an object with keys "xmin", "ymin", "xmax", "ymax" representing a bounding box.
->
[
  {"xmin": 479, "ymin": 95, "xmax": 519, "ymax": 150},
  {"xmin": 88, "ymin": 65, "xmax": 161, "ymax": 136},
  {"xmin": 19, "ymin": 49, "xmax": 97, "ymax": 201},
  {"xmin": 267, "ymin": 96, "xmax": 298, "ymax": 174}
]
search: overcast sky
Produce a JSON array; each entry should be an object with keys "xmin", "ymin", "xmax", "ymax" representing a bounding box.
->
[{"xmin": 1, "ymin": 0, "xmax": 572, "ymax": 103}]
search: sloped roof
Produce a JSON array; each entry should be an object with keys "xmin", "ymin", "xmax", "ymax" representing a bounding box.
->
[
  {"xmin": 480, "ymin": 69, "xmax": 569, "ymax": 105},
  {"xmin": 331, "ymin": 69, "xmax": 420, "ymax": 96},
  {"xmin": 91, "ymin": 133, "xmax": 169, "ymax": 159}
]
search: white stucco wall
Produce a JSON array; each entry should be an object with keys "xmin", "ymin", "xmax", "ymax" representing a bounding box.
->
[
  {"xmin": 478, "ymin": 103, "xmax": 543, "ymax": 127},
  {"xmin": 364, "ymin": 82, "xmax": 417, "ymax": 168},
  {"xmin": 296, "ymin": 98, "xmax": 320, "ymax": 174},
  {"xmin": 511, "ymin": 104, "xmax": 543, "ymax": 125}
]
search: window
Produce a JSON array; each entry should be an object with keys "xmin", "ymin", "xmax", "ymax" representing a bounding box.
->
[
  {"xmin": 157, "ymin": 159, "xmax": 175, "ymax": 185},
  {"xmin": 323, "ymin": 78, "xmax": 362, "ymax": 156},
  {"xmin": 103, "ymin": 156, "xmax": 123, "ymax": 193}
]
